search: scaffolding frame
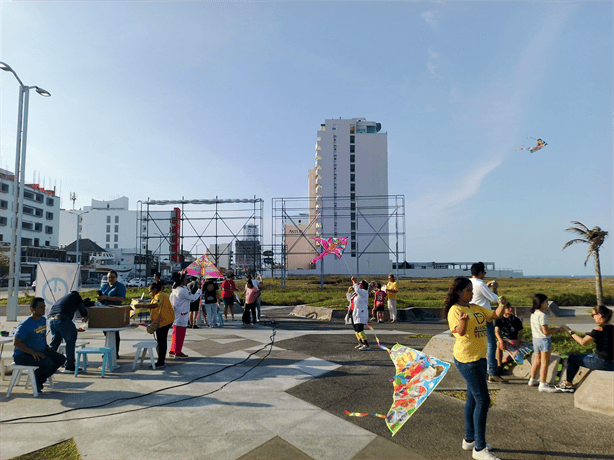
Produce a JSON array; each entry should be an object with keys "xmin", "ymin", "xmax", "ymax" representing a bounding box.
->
[
  {"xmin": 272, "ymin": 195, "xmax": 405, "ymax": 287},
  {"xmin": 137, "ymin": 197, "xmax": 264, "ymax": 277}
]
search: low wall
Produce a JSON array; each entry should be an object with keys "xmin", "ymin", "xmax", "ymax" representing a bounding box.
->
[{"xmin": 574, "ymin": 370, "xmax": 614, "ymax": 417}]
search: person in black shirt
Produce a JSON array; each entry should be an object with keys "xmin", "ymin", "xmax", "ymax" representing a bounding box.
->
[
  {"xmin": 201, "ymin": 278, "xmax": 220, "ymax": 327},
  {"xmin": 48, "ymin": 291, "xmax": 91, "ymax": 372},
  {"xmin": 494, "ymin": 300, "xmax": 523, "ymax": 374},
  {"xmin": 557, "ymin": 305, "xmax": 613, "ymax": 392}
]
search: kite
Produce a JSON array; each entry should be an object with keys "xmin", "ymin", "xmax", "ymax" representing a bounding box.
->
[
  {"xmin": 345, "ymin": 326, "xmax": 450, "ymax": 436},
  {"xmin": 517, "ymin": 138, "xmax": 547, "ymax": 154},
  {"xmin": 182, "ymin": 254, "xmax": 224, "ymax": 279},
  {"xmin": 311, "ymin": 237, "xmax": 348, "ymax": 264},
  {"xmin": 505, "ymin": 341, "xmax": 533, "ymax": 365}
]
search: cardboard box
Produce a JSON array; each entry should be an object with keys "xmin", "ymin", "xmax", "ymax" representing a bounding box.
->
[{"xmin": 88, "ymin": 306, "xmax": 132, "ymax": 328}]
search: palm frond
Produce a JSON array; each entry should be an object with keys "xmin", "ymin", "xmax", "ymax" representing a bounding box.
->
[
  {"xmin": 565, "ymin": 226, "xmax": 589, "ymax": 238},
  {"xmin": 570, "ymin": 221, "xmax": 590, "ymax": 233},
  {"xmin": 562, "ymin": 239, "xmax": 587, "ymax": 250}
]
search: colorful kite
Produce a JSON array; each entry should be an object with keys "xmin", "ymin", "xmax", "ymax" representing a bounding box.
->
[
  {"xmin": 517, "ymin": 138, "xmax": 547, "ymax": 154},
  {"xmin": 311, "ymin": 237, "xmax": 348, "ymax": 264},
  {"xmin": 505, "ymin": 341, "xmax": 533, "ymax": 365},
  {"xmin": 182, "ymin": 254, "xmax": 224, "ymax": 279},
  {"xmin": 345, "ymin": 326, "xmax": 450, "ymax": 436}
]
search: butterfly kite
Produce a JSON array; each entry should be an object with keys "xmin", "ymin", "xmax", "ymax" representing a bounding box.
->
[
  {"xmin": 517, "ymin": 138, "xmax": 547, "ymax": 154},
  {"xmin": 345, "ymin": 326, "xmax": 450, "ymax": 436},
  {"xmin": 311, "ymin": 237, "xmax": 348, "ymax": 264}
]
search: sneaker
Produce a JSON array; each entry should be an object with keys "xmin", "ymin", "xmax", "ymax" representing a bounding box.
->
[
  {"xmin": 472, "ymin": 447, "xmax": 500, "ymax": 460},
  {"xmin": 169, "ymin": 352, "xmax": 176, "ymax": 358},
  {"xmin": 462, "ymin": 440, "xmax": 492, "ymax": 451},
  {"xmin": 354, "ymin": 344, "xmax": 363, "ymax": 349},
  {"xmin": 487, "ymin": 375, "xmax": 508, "ymax": 383},
  {"xmin": 175, "ymin": 352, "xmax": 188, "ymax": 359},
  {"xmin": 63, "ymin": 367, "xmax": 84, "ymax": 374},
  {"xmin": 528, "ymin": 377, "xmax": 539, "ymax": 387},
  {"xmin": 150, "ymin": 364, "xmax": 166, "ymax": 369},
  {"xmin": 359, "ymin": 346, "xmax": 371, "ymax": 351},
  {"xmin": 192, "ymin": 325, "xmax": 199, "ymax": 329},
  {"xmin": 555, "ymin": 381, "xmax": 575, "ymax": 393},
  {"xmin": 538, "ymin": 383, "xmax": 559, "ymax": 393},
  {"xmin": 378, "ymin": 320, "xmax": 384, "ymax": 323}
]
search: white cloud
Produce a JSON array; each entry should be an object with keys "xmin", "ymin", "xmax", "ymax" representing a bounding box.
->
[
  {"xmin": 420, "ymin": 10, "xmax": 436, "ymax": 28},
  {"xmin": 426, "ymin": 61, "xmax": 436, "ymax": 75}
]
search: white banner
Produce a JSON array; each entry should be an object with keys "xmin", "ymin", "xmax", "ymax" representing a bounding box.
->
[{"xmin": 35, "ymin": 262, "xmax": 80, "ymax": 313}]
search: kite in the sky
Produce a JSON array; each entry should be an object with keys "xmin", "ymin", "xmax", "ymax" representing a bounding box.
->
[
  {"xmin": 345, "ymin": 326, "xmax": 450, "ymax": 436},
  {"xmin": 311, "ymin": 237, "xmax": 348, "ymax": 264},
  {"xmin": 517, "ymin": 138, "xmax": 547, "ymax": 154}
]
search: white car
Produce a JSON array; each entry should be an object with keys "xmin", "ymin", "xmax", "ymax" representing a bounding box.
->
[{"xmin": 127, "ymin": 278, "xmax": 146, "ymax": 287}]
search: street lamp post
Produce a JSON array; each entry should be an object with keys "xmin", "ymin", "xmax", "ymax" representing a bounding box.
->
[
  {"xmin": 1, "ymin": 61, "xmax": 50, "ymax": 321},
  {"xmin": 68, "ymin": 210, "xmax": 89, "ymax": 265}
]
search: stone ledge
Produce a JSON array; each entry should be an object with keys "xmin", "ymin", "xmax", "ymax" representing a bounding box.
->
[
  {"xmin": 574, "ymin": 370, "xmax": 614, "ymax": 417},
  {"xmin": 290, "ymin": 305, "xmax": 336, "ymax": 321}
]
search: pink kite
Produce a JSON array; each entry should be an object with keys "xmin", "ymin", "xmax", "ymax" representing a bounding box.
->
[{"xmin": 311, "ymin": 237, "xmax": 348, "ymax": 264}]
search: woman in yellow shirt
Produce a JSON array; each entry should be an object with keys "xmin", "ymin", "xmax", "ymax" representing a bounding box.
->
[
  {"xmin": 144, "ymin": 283, "xmax": 175, "ymax": 369},
  {"xmin": 443, "ymin": 277, "xmax": 505, "ymax": 460}
]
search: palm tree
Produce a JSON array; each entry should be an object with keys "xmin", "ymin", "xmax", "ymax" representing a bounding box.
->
[{"xmin": 563, "ymin": 221, "xmax": 609, "ymax": 305}]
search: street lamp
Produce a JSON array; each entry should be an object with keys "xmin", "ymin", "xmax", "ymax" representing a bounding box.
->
[
  {"xmin": 1, "ymin": 61, "xmax": 51, "ymax": 321},
  {"xmin": 68, "ymin": 211, "xmax": 89, "ymax": 266}
]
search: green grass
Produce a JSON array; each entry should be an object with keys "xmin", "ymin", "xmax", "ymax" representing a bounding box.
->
[
  {"xmin": 4, "ymin": 276, "xmax": 610, "ymax": 309},
  {"xmin": 521, "ymin": 327, "xmax": 596, "ymax": 356},
  {"xmin": 9, "ymin": 439, "xmax": 81, "ymax": 460}
]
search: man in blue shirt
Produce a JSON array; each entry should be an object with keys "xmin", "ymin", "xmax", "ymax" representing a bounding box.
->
[
  {"xmin": 13, "ymin": 297, "xmax": 66, "ymax": 392},
  {"xmin": 48, "ymin": 291, "xmax": 91, "ymax": 372},
  {"xmin": 97, "ymin": 270, "xmax": 127, "ymax": 359}
]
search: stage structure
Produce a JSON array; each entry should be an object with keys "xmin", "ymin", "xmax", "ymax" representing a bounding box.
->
[
  {"xmin": 272, "ymin": 195, "xmax": 406, "ymax": 287},
  {"xmin": 137, "ymin": 197, "xmax": 264, "ymax": 278}
]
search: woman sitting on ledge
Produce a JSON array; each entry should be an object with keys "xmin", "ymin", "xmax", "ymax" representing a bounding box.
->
[{"xmin": 557, "ymin": 305, "xmax": 613, "ymax": 393}]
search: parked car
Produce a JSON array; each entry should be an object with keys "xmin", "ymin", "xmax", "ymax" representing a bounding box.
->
[
  {"xmin": 127, "ymin": 278, "xmax": 146, "ymax": 288},
  {"xmin": 83, "ymin": 278, "xmax": 99, "ymax": 285}
]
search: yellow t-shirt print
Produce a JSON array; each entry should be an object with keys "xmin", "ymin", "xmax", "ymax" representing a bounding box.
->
[{"xmin": 448, "ymin": 304, "xmax": 495, "ymax": 363}]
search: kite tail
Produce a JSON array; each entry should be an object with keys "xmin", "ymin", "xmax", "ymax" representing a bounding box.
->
[
  {"xmin": 344, "ymin": 410, "xmax": 387, "ymax": 419},
  {"xmin": 367, "ymin": 324, "xmax": 389, "ymax": 353}
]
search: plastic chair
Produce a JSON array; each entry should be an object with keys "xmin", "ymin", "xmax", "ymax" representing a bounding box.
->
[
  {"xmin": 75, "ymin": 347, "xmax": 113, "ymax": 377},
  {"xmin": 58, "ymin": 341, "xmax": 90, "ymax": 355},
  {"xmin": 5, "ymin": 364, "xmax": 54, "ymax": 397},
  {"xmin": 132, "ymin": 340, "xmax": 158, "ymax": 371}
]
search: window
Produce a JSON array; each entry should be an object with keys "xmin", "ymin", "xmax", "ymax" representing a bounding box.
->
[
  {"xmin": 46, "ymin": 212, "xmax": 53, "ymax": 220},
  {"xmin": 114, "ymin": 234, "xmax": 118, "ymax": 242},
  {"xmin": 1, "ymin": 183, "xmax": 8, "ymax": 193},
  {"xmin": 350, "ymin": 145, "xmax": 355, "ymax": 153},
  {"xmin": 0, "ymin": 216, "xmax": 7, "ymax": 226},
  {"xmin": 350, "ymin": 126, "xmax": 355, "ymax": 134},
  {"xmin": 350, "ymin": 164, "xmax": 355, "ymax": 172},
  {"xmin": 45, "ymin": 241, "xmax": 50, "ymax": 247},
  {"xmin": 106, "ymin": 235, "xmax": 110, "ymax": 242},
  {"xmin": 106, "ymin": 225, "xmax": 111, "ymax": 233},
  {"xmin": 0, "ymin": 200, "xmax": 8, "ymax": 209},
  {"xmin": 46, "ymin": 197, "xmax": 54, "ymax": 206},
  {"xmin": 22, "ymin": 221, "xmax": 33, "ymax": 230},
  {"xmin": 351, "ymin": 232, "xmax": 356, "ymax": 240},
  {"xmin": 106, "ymin": 244, "xmax": 110, "ymax": 249},
  {"xmin": 34, "ymin": 238, "xmax": 40, "ymax": 246},
  {"xmin": 114, "ymin": 244, "xmax": 118, "ymax": 249},
  {"xmin": 350, "ymin": 184, "xmax": 355, "ymax": 192},
  {"xmin": 351, "ymin": 212, "xmax": 356, "ymax": 221},
  {"xmin": 114, "ymin": 225, "xmax": 119, "ymax": 233},
  {"xmin": 351, "ymin": 242, "xmax": 356, "ymax": 250},
  {"xmin": 24, "ymin": 190, "xmax": 34, "ymax": 200},
  {"xmin": 350, "ymin": 135, "xmax": 355, "ymax": 143},
  {"xmin": 35, "ymin": 208, "xmax": 43, "ymax": 217},
  {"xmin": 350, "ymin": 202, "xmax": 356, "ymax": 210},
  {"xmin": 107, "ymin": 216, "xmax": 111, "ymax": 224},
  {"xmin": 21, "ymin": 238, "xmax": 32, "ymax": 246},
  {"xmin": 34, "ymin": 223, "xmax": 42, "ymax": 232},
  {"xmin": 350, "ymin": 174, "xmax": 355, "ymax": 182},
  {"xmin": 45, "ymin": 226, "xmax": 53, "ymax": 234},
  {"xmin": 350, "ymin": 193, "xmax": 355, "ymax": 200},
  {"xmin": 115, "ymin": 216, "xmax": 119, "ymax": 223},
  {"xmin": 351, "ymin": 222, "xmax": 356, "ymax": 231},
  {"xmin": 35, "ymin": 194, "xmax": 43, "ymax": 203},
  {"xmin": 350, "ymin": 154, "xmax": 355, "ymax": 162}
]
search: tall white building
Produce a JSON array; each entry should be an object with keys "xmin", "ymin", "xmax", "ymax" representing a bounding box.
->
[{"xmin": 309, "ymin": 118, "xmax": 391, "ymax": 275}]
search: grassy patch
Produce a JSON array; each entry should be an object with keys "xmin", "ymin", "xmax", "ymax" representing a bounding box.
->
[
  {"xmin": 409, "ymin": 334, "xmax": 434, "ymax": 339},
  {"xmin": 521, "ymin": 327, "xmax": 596, "ymax": 356},
  {"xmin": 9, "ymin": 438, "xmax": 81, "ymax": 460},
  {"xmin": 439, "ymin": 390, "xmax": 498, "ymax": 408}
]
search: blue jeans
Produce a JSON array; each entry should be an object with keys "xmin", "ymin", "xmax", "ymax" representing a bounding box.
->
[
  {"xmin": 49, "ymin": 317, "xmax": 78, "ymax": 369},
  {"xmin": 566, "ymin": 353, "xmax": 614, "ymax": 382},
  {"xmin": 486, "ymin": 321, "xmax": 498, "ymax": 376},
  {"xmin": 454, "ymin": 358, "xmax": 490, "ymax": 451}
]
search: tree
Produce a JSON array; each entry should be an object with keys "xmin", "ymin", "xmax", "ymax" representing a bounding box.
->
[{"xmin": 563, "ymin": 221, "xmax": 609, "ymax": 305}]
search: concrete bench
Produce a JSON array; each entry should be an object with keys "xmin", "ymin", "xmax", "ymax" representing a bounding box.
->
[{"xmin": 574, "ymin": 370, "xmax": 613, "ymax": 417}]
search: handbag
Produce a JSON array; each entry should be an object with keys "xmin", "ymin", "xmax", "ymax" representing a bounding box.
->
[{"xmin": 147, "ymin": 305, "xmax": 162, "ymax": 334}]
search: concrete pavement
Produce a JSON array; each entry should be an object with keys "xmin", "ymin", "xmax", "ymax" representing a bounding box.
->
[{"xmin": 1, "ymin": 306, "xmax": 612, "ymax": 460}]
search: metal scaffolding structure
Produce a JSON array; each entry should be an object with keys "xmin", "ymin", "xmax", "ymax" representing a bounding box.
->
[
  {"xmin": 137, "ymin": 197, "xmax": 264, "ymax": 277},
  {"xmin": 272, "ymin": 195, "xmax": 406, "ymax": 286}
]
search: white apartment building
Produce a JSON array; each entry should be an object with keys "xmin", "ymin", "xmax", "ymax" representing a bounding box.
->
[
  {"xmin": 0, "ymin": 168, "xmax": 60, "ymax": 248},
  {"xmin": 309, "ymin": 118, "xmax": 391, "ymax": 275},
  {"xmin": 59, "ymin": 197, "xmax": 174, "ymax": 255}
]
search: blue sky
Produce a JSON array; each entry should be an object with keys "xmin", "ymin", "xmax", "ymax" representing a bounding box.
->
[{"xmin": 1, "ymin": 1, "xmax": 612, "ymax": 277}]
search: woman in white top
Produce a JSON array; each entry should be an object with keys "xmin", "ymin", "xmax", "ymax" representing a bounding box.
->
[
  {"xmin": 529, "ymin": 293, "xmax": 563, "ymax": 392},
  {"xmin": 346, "ymin": 277, "xmax": 371, "ymax": 351},
  {"xmin": 169, "ymin": 272, "xmax": 201, "ymax": 359}
]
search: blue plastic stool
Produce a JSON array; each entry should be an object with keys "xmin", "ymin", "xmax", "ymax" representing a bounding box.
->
[{"xmin": 75, "ymin": 347, "xmax": 113, "ymax": 377}]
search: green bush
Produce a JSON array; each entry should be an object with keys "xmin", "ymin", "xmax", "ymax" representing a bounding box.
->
[{"xmin": 550, "ymin": 292, "xmax": 613, "ymax": 306}]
